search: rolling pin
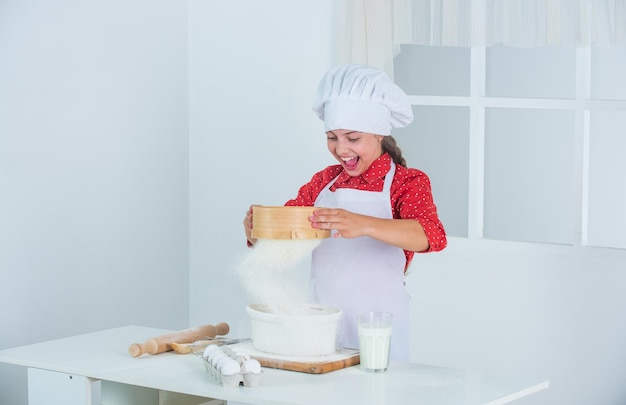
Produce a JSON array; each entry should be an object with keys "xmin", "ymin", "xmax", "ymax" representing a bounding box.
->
[{"xmin": 128, "ymin": 322, "xmax": 230, "ymax": 357}]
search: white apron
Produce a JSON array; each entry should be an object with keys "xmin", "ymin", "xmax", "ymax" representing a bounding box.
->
[{"xmin": 311, "ymin": 162, "xmax": 410, "ymax": 361}]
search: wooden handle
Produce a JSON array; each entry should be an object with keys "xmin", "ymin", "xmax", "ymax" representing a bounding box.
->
[
  {"xmin": 128, "ymin": 322, "xmax": 230, "ymax": 357},
  {"xmin": 214, "ymin": 322, "xmax": 229, "ymax": 336}
]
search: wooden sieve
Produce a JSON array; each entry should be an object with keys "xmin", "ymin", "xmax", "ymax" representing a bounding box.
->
[{"xmin": 251, "ymin": 206, "xmax": 331, "ymax": 240}]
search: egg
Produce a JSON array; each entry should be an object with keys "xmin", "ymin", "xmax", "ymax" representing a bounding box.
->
[
  {"xmin": 203, "ymin": 345, "xmax": 219, "ymax": 359},
  {"xmin": 218, "ymin": 355, "xmax": 237, "ymax": 372},
  {"xmin": 208, "ymin": 350, "xmax": 223, "ymax": 361},
  {"xmin": 220, "ymin": 358, "xmax": 241, "ymax": 376},
  {"xmin": 243, "ymin": 359, "xmax": 262, "ymax": 374},
  {"xmin": 209, "ymin": 351, "xmax": 226, "ymax": 366}
]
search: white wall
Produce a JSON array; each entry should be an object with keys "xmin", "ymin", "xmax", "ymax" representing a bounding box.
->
[{"xmin": 0, "ymin": 1, "xmax": 189, "ymax": 404}]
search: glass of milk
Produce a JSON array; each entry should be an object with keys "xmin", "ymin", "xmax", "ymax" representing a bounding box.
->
[{"xmin": 357, "ymin": 312, "xmax": 393, "ymax": 372}]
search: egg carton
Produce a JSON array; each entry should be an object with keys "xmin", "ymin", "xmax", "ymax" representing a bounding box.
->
[{"xmin": 200, "ymin": 345, "xmax": 262, "ymax": 388}]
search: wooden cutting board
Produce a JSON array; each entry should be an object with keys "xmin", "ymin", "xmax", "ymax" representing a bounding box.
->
[{"xmin": 230, "ymin": 342, "xmax": 360, "ymax": 374}]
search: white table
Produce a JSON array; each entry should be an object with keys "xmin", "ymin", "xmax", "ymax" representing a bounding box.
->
[{"xmin": 0, "ymin": 326, "xmax": 549, "ymax": 405}]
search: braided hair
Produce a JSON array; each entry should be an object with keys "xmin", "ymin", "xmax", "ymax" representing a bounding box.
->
[{"xmin": 381, "ymin": 136, "xmax": 407, "ymax": 167}]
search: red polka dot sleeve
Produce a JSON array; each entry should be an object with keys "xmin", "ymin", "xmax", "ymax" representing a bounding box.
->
[{"xmin": 391, "ymin": 164, "xmax": 447, "ymax": 254}]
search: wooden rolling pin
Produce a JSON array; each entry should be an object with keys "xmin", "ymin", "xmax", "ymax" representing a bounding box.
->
[{"xmin": 128, "ymin": 322, "xmax": 230, "ymax": 357}]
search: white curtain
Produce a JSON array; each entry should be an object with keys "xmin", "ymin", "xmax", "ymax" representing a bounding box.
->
[{"xmin": 339, "ymin": 0, "xmax": 626, "ymax": 76}]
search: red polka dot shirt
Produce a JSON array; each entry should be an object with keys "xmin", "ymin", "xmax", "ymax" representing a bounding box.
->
[{"xmin": 285, "ymin": 153, "xmax": 447, "ymax": 271}]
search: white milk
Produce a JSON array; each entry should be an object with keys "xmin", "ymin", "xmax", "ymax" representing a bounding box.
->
[{"xmin": 358, "ymin": 324, "xmax": 392, "ymax": 372}]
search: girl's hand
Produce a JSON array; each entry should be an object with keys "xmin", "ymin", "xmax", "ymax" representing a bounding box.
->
[
  {"xmin": 243, "ymin": 205, "xmax": 259, "ymax": 246},
  {"xmin": 309, "ymin": 208, "xmax": 369, "ymax": 239}
]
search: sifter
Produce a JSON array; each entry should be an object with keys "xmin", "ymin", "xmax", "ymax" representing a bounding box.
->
[{"xmin": 251, "ymin": 206, "xmax": 331, "ymax": 240}]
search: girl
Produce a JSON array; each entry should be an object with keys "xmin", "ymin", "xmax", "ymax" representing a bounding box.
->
[{"xmin": 244, "ymin": 64, "xmax": 446, "ymax": 361}]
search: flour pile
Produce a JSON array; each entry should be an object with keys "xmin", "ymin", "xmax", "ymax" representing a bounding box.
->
[{"xmin": 235, "ymin": 239, "xmax": 322, "ymax": 314}]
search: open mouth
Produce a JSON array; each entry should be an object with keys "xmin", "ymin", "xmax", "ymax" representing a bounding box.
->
[{"xmin": 341, "ymin": 156, "xmax": 359, "ymax": 171}]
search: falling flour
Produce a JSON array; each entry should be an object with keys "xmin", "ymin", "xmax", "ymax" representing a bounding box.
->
[{"xmin": 235, "ymin": 238, "xmax": 322, "ymax": 315}]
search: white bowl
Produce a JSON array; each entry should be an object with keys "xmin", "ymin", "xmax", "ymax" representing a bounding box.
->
[{"xmin": 246, "ymin": 304, "xmax": 342, "ymax": 357}]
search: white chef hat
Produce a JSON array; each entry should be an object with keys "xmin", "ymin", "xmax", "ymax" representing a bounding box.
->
[{"xmin": 312, "ymin": 64, "xmax": 414, "ymax": 136}]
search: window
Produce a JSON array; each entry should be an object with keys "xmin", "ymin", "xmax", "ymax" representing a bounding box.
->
[{"xmin": 394, "ymin": 44, "xmax": 626, "ymax": 248}]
